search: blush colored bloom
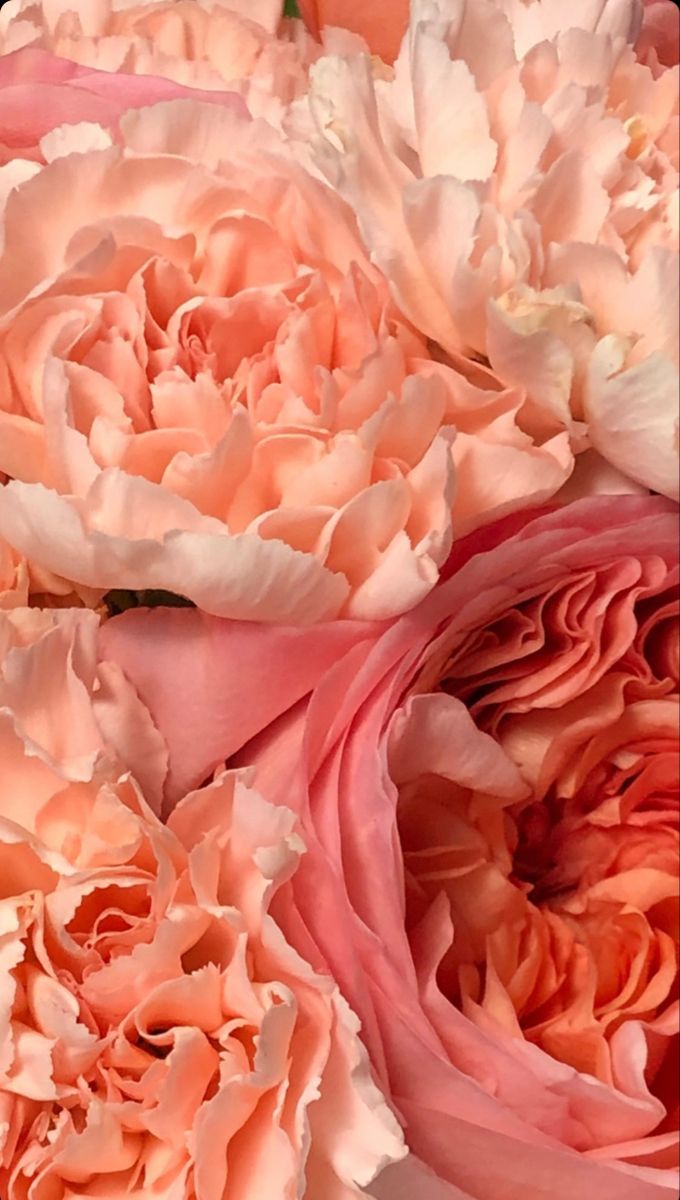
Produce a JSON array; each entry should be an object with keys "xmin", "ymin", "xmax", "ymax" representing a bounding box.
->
[
  {"xmin": 306, "ymin": 0, "xmax": 679, "ymax": 499},
  {"xmin": 300, "ymin": 0, "xmax": 680, "ymax": 69},
  {"xmin": 0, "ymin": 92, "xmax": 586, "ymax": 622},
  {"xmin": 0, "ymin": 100, "xmax": 454, "ymax": 621},
  {"xmin": 0, "ymin": 0, "xmax": 317, "ymax": 125},
  {"xmin": 0, "ymin": 605, "xmax": 404, "ymax": 1198},
  {"xmin": 102, "ymin": 495, "xmax": 678, "ymax": 1199}
]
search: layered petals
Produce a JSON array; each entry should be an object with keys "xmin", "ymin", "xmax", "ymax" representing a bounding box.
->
[{"xmin": 102, "ymin": 495, "xmax": 679, "ymax": 1198}]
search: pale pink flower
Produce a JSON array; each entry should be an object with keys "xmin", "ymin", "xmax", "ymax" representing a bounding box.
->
[
  {"xmin": 0, "ymin": 94, "xmax": 583, "ymax": 621},
  {"xmin": 0, "ymin": 604, "xmax": 404, "ymax": 1198},
  {"xmin": 306, "ymin": 0, "xmax": 679, "ymax": 498},
  {"xmin": 102, "ymin": 495, "xmax": 679, "ymax": 1200},
  {"xmin": 0, "ymin": 0, "xmax": 318, "ymax": 125}
]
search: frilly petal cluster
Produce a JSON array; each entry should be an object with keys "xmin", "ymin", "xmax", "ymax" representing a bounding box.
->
[
  {"xmin": 100, "ymin": 495, "xmax": 679, "ymax": 1200},
  {"xmin": 0, "ymin": 605, "xmax": 404, "ymax": 1198},
  {"xmin": 0, "ymin": 0, "xmax": 317, "ymax": 125},
  {"xmin": 306, "ymin": 0, "xmax": 679, "ymax": 499}
]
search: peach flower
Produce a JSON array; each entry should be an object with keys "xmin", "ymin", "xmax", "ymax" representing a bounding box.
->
[
  {"xmin": 297, "ymin": 0, "xmax": 409, "ymax": 64},
  {"xmin": 0, "ymin": 94, "xmax": 584, "ymax": 621},
  {"xmin": 299, "ymin": 0, "xmax": 680, "ymax": 69},
  {"xmin": 102, "ymin": 495, "xmax": 678, "ymax": 1199},
  {"xmin": 306, "ymin": 0, "xmax": 679, "ymax": 498},
  {"xmin": 0, "ymin": 0, "xmax": 318, "ymax": 125},
  {"xmin": 0, "ymin": 604, "xmax": 404, "ymax": 1198}
]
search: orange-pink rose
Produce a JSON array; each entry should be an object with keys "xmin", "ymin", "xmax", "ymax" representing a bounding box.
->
[
  {"xmin": 307, "ymin": 0, "xmax": 679, "ymax": 499},
  {"xmin": 298, "ymin": 0, "xmax": 680, "ymax": 69},
  {"xmin": 0, "ymin": 605, "xmax": 404, "ymax": 1198},
  {"xmin": 102, "ymin": 495, "xmax": 679, "ymax": 1199}
]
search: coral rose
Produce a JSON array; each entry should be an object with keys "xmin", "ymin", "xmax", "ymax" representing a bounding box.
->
[
  {"xmin": 102, "ymin": 495, "xmax": 678, "ymax": 1199},
  {"xmin": 306, "ymin": 0, "xmax": 679, "ymax": 498},
  {"xmin": 0, "ymin": 93, "xmax": 585, "ymax": 622},
  {"xmin": 0, "ymin": 605, "xmax": 404, "ymax": 1198},
  {"xmin": 299, "ymin": 0, "xmax": 680, "ymax": 69}
]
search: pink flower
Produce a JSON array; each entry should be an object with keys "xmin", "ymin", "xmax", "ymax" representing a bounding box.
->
[
  {"xmin": 0, "ymin": 89, "xmax": 586, "ymax": 622},
  {"xmin": 306, "ymin": 0, "xmax": 679, "ymax": 498},
  {"xmin": 0, "ymin": 605, "xmax": 404, "ymax": 1198},
  {"xmin": 102, "ymin": 494, "xmax": 679, "ymax": 1199},
  {"xmin": 0, "ymin": 45, "xmax": 247, "ymax": 164},
  {"xmin": 0, "ymin": 0, "xmax": 317, "ymax": 125}
]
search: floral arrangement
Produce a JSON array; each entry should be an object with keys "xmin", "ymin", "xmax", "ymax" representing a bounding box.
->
[{"xmin": 0, "ymin": 1, "xmax": 677, "ymax": 1198}]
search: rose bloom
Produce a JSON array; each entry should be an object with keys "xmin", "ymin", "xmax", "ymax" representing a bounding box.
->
[
  {"xmin": 0, "ymin": 89, "xmax": 589, "ymax": 623},
  {"xmin": 0, "ymin": 604, "xmax": 404, "ymax": 1199},
  {"xmin": 305, "ymin": 0, "xmax": 679, "ymax": 499},
  {"xmin": 103, "ymin": 495, "xmax": 678, "ymax": 1199},
  {"xmin": 0, "ymin": 0, "xmax": 318, "ymax": 126}
]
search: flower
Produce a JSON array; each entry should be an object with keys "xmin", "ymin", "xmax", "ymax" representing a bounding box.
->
[
  {"xmin": 0, "ymin": 89, "xmax": 587, "ymax": 623},
  {"xmin": 298, "ymin": 0, "xmax": 680, "ymax": 69},
  {"xmin": 0, "ymin": 0, "xmax": 317, "ymax": 125},
  {"xmin": 0, "ymin": 97, "xmax": 455, "ymax": 621},
  {"xmin": 297, "ymin": 0, "xmax": 409, "ymax": 64},
  {"xmin": 0, "ymin": 44, "xmax": 247, "ymax": 165},
  {"xmin": 102, "ymin": 494, "xmax": 679, "ymax": 1199},
  {"xmin": 0, "ymin": 604, "xmax": 404, "ymax": 1198},
  {"xmin": 306, "ymin": 0, "xmax": 679, "ymax": 498}
]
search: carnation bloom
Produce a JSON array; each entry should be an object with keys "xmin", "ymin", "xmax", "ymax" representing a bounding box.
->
[
  {"xmin": 0, "ymin": 0, "xmax": 317, "ymax": 125},
  {"xmin": 102, "ymin": 495, "xmax": 678, "ymax": 1199},
  {"xmin": 0, "ymin": 605, "xmax": 404, "ymax": 1198},
  {"xmin": 0, "ymin": 92, "xmax": 588, "ymax": 622},
  {"xmin": 305, "ymin": 0, "xmax": 679, "ymax": 498}
]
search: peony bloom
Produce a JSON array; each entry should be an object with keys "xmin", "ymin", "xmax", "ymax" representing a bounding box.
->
[
  {"xmin": 297, "ymin": 0, "xmax": 409, "ymax": 64},
  {"xmin": 0, "ymin": 91, "xmax": 587, "ymax": 623},
  {"xmin": 0, "ymin": 0, "xmax": 318, "ymax": 125},
  {"xmin": 102, "ymin": 495, "xmax": 679, "ymax": 1199},
  {"xmin": 0, "ymin": 605, "xmax": 404, "ymax": 1198},
  {"xmin": 305, "ymin": 0, "xmax": 679, "ymax": 499}
]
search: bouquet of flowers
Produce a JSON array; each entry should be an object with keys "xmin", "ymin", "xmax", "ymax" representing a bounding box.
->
[{"xmin": 0, "ymin": 1, "xmax": 677, "ymax": 1197}]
